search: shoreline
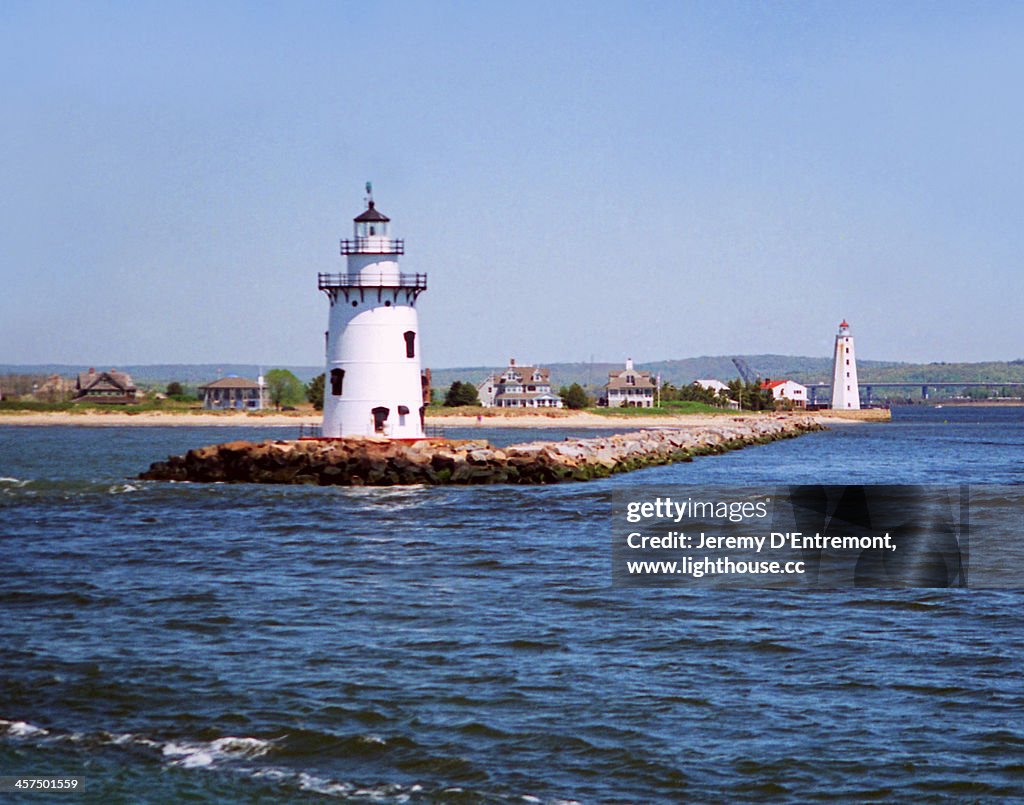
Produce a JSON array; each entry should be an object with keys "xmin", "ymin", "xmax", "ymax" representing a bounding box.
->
[
  {"xmin": 0, "ymin": 408, "xmax": 890, "ymax": 428},
  {"xmin": 140, "ymin": 417, "xmax": 826, "ymax": 486}
]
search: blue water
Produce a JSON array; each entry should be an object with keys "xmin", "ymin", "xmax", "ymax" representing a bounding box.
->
[{"xmin": 1, "ymin": 406, "xmax": 1023, "ymax": 802}]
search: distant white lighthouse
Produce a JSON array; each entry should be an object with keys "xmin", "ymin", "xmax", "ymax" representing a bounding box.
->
[
  {"xmin": 319, "ymin": 186, "xmax": 428, "ymax": 438},
  {"xmin": 831, "ymin": 319, "xmax": 860, "ymax": 410}
]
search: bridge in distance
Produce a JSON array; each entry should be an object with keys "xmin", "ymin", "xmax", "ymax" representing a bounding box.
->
[{"xmin": 804, "ymin": 381, "xmax": 1024, "ymax": 405}]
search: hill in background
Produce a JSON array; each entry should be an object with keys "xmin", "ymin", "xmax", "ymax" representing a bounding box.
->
[
  {"xmin": 3, "ymin": 357, "xmax": 1023, "ymax": 397},
  {"xmin": 430, "ymin": 354, "xmax": 905, "ymax": 391},
  {"xmin": 429, "ymin": 355, "xmax": 1024, "ymax": 392},
  {"xmin": 0, "ymin": 364, "xmax": 323, "ymax": 388}
]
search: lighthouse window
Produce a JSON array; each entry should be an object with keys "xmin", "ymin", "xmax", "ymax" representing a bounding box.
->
[
  {"xmin": 369, "ymin": 225, "xmax": 376, "ymax": 236},
  {"xmin": 404, "ymin": 330, "xmax": 416, "ymax": 358},
  {"xmin": 330, "ymin": 368, "xmax": 345, "ymax": 396},
  {"xmin": 352, "ymin": 300, "xmax": 358, "ymax": 307},
  {"xmin": 372, "ymin": 406, "xmax": 389, "ymax": 433}
]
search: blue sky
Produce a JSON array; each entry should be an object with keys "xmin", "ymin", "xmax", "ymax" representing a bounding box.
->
[{"xmin": 2, "ymin": 1, "xmax": 1022, "ymax": 368}]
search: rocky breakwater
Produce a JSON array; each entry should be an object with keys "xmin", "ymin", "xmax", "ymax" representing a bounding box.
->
[{"xmin": 139, "ymin": 415, "xmax": 823, "ymax": 486}]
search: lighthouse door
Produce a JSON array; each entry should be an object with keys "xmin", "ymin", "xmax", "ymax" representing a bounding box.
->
[{"xmin": 371, "ymin": 406, "xmax": 390, "ymax": 434}]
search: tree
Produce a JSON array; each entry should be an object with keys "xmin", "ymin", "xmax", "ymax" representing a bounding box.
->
[
  {"xmin": 164, "ymin": 380, "xmax": 196, "ymax": 402},
  {"xmin": 659, "ymin": 382, "xmax": 680, "ymax": 402},
  {"xmin": 559, "ymin": 383, "xmax": 589, "ymax": 410},
  {"xmin": 306, "ymin": 373, "xmax": 325, "ymax": 410},
  {"xmin": 675, "ymin": 382, "xmax": 718, "ymax": 405},
  {"xmin": 727, "ymin": 379, "xmax": 775, "ymax": 411},
  {"xmin": 265, "ymin": 369, "xmax": 305, "ymax": 410},
  {"xmin": 444, "ymin": 380, "xmax": 480, "ymax": 407}
]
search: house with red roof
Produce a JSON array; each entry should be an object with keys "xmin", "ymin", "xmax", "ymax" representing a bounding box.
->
[{"xmin": 760, "ymin": 379, "xmax": 807, "ymax": 409}]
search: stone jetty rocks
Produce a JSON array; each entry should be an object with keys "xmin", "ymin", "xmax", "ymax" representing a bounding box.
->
[{"xmin": 139, "ymin": 415, "xmax": 824, "ymax": 486}]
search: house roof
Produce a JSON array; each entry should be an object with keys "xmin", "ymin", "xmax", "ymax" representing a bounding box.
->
[
  {"xmin": 760, "ymin": 379, "xmax": 806, "ymax": 390},
  {"xmin": 37, "ymin": 374, "xmax": 71, "ymax": 393},
  {"xmin": 76, "ymin": 369, "xmax": 136, "ymax": 393},
  {"xmin": 199, "ymin": 377, "xmax": 262, "ymax": 390},
  {"xmin": 354, "ymin": 200, "xmax": 390, "ymax": 223},
  {"xmin": 606, "ymin": 369, "xmax": 656, "ymax": 391},
  {"xmin": 497, "ymin": 365, "xmax": 550, "ymax": 384}
]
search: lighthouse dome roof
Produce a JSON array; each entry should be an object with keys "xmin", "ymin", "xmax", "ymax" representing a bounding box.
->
[{"xmin": 354, "ymin": 200, "xmax": 390, "ymax": 223}]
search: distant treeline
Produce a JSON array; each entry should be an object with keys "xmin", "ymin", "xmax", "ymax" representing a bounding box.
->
[
  {"xmin": 0, "ymin": 364, "xmax": 322, "ymax": 388},
  {"xmin": 429, "ymin": 356, "xmax": 1024, "ymax": 395},
  {"xmin": 823, "ymin": 361, "xmax": 1024, "ymax": 385},
  {"xmin": 3, "ymin": 357, "xmax": 1024, "ymax": 398}
]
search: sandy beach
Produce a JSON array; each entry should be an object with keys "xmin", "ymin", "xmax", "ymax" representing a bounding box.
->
[
  {"xmin": 430, "ymin": 408, "xmax": 888, "ymax": 428},
  {"xmin": 0, "ymin": 408, "xmax": 889, "ymax": 428},
  {"xmin": 0, "ymin": 411, "xmax": 321, "ymax": 427}
]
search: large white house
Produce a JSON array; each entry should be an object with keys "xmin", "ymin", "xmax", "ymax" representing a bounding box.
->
[
  {"xmin": 478, "ymin": 359, "xmax": 563, "ymax": 408},
  {"xmin": 604, "ymin": 359, "xmax": 656, "ymax": 407},
  {"xmin": 760, "ymin": 379, "xmax": 808, "ymax": 408}
]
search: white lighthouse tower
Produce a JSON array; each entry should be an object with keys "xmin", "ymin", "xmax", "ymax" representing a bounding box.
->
[
  {"xmin": 831, "ymin": 319, "xmax": 861, "ymax": 410},
  {"xmin": 319, "ymin": 186, "xmax": 427, "ymax": 438}
]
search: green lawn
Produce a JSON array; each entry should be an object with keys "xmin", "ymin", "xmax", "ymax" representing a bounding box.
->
[
  {"xmin": 424, "ymin": 401, "xmax": 735, "ymax": 417},
  {"xmin": 0, "ymin": 399, "xmax": 204, "ymax": 413},
  {"xmin": 589, "ymin": 401, "xmax": 733, "ymax": 416}
]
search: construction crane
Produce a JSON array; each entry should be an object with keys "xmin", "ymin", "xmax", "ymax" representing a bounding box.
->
[{"xmin": 732, "ymin": 357, "xmax": 757, "ymax": 385}]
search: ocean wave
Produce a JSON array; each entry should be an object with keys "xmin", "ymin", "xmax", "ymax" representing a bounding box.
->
[
  {"xmin": 251, "ymin": 769, "xmax": 458, "ymax": 801},
  {"xmin": 0, "ymin": 477, "xmax": 149, "ymax": 498},
  {"xmin": 0, "ymin": 717, "xmax": 272, "ymax": 768},
  {"xmin": 102, "ymin": 731, "xmax": 161, "ymax": 748},
  {"xmin": 0, "ymin": 719, "xmax": 50, "ymax": 738},
  {"xmin": 296, "ymin": 771, "xmax": 422, "ymax": 800},
  {"xmin": 162, "ymin": 735, "xmax": 274, "ymax": 768},
  {"xmin": 0, "ymin": 717, "xmax": 504, "ymax": 801}
]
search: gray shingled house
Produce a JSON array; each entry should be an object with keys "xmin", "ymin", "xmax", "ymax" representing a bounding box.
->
[
  {"xmin": 198, "ymin": 376, "xmax": 267, "ymax": 410},
  {"xmin": 73, "ymin": 368, "xmax": 138, "ymax": 404}
]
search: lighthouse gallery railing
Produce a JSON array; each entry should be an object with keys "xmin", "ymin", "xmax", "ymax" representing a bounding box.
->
[
  {"xmin": 339, "ymin": 238, "xmax": 405, "ymax": 255},
  {"xmin": 317, "ymin": 272, "xmax": 428, "ymax": 291}
]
